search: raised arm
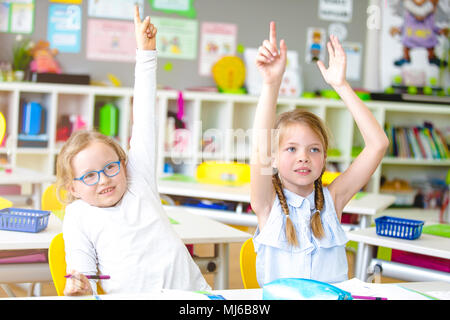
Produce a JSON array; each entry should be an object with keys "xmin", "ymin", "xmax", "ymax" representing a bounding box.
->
[
  {"xmin": 127, "ymin": 5, "xmax": 159, "ymax": 193},
  {"xmin": 250, "ymin": 22, "xmax": 287, "ymax": 229},
  {"xmin": 317, "ymin": 35, "xmax": 389, "ymax": 216}
]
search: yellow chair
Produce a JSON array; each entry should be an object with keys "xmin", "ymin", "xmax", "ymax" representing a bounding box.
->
[
  {"xmin": 239, "ymin": 238, "xmax": 260, "ymax": 289},
  {"xmin": 48, "ymin": 233, "xmax": 105, "ymax": 296},
  {"xmin": 0, "ymin": 112, "xmax": 12, "ymax": 210},
  {"xmin": 42, "ymin": 184, "xmax": 67, "ymax": 221},
  {"xmin": 45, "ymin": 185, "xmax": 104, "ymax": 296}
]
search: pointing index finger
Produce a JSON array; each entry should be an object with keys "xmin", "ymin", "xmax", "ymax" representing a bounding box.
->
[
  {"xmin": 269, "ymin": 21, "xmax": 277, "ymax": 46},
  {"xmin": 134, "ymin": 4, "xmax": 141, "ymax": 24}
]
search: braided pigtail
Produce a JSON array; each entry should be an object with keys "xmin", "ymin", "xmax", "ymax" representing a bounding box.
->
[
  {"xmin": 272, "ymin": 173, "xmax": 299, "ymax": 247},
  {"xmin": 311, "ymin": 173, "xmax": 325, "ymax": 239}
]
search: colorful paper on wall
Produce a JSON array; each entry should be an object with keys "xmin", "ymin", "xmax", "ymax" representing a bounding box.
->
[
  {"xmin": 149, "ymin": 0, "xmax": 196, "ymax": 18},
  {"xmin": 50, "ymin": 0, "xmax": 82, "ymax": 3},
  {"xmin": 47, "ymin": 4, "xmax": 82, "ymax": 53},
  {"xmin": 0, "ymin": 3, "xmax": 9, "ymax": 32},
  {"xmin": 318, "ymin": 0, "xmax": 353, "ymax": 23},
  {"xmin": 0, "ymin": 0, "xmax": 35, "ymax": 34},
  {"xmin": 305, "ymin": 27, "xmax": 326, "ymax": 64},
  {"xmin": 342, "ymin": 42, "xmax": 362, "ymax": 80},
  {"xmin": 86, "ymin": 19, "xmax": 136, "ymax": 62},
  {"xmin": 88, "ymin": 0, "xmax": 143, "ymax": 20},
  {"xmin": 151, "ymin": 16, "xmax": 198, "ymax": 60},
  {"xmin": 199, "ymin": 22, "xmax": 237, "ymax": 76}
]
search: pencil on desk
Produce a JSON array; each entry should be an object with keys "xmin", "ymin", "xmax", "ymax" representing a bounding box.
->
[{"xmin": 64, "ymin": 274, "xmax": 110, "ymax": 280}]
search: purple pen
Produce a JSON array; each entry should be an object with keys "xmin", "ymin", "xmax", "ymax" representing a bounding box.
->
[{"xmin": 64, "ymin": 274, "xmax": 110, "ymax": 280}]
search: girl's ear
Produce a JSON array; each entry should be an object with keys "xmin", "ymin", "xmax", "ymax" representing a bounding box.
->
[{"xmin": 68, "ymin": 182, "xmax": 80, "ymax": 199}]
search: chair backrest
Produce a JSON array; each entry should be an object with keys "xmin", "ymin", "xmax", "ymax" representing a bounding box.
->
[
  {"xmin": 239, "ymin": 238, "xmax": 260, "ymax": 289},
  {"xmin": 48, "ymin": 233, "xmax": 67, "ymax": 296},
  {"xmin": 0, "ymin": 112, "xmax": 12, "ymax": 210},
  {"xmin": 42, "ymin": 184, "xmax": 67, "ymax": 221},
  {"xmin": 48, "ymin": 233, "xmax": 105, "ymax": 296}
]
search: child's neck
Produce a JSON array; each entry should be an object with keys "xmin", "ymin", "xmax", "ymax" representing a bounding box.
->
[{"xmin": 283, "ymin": 183, "xmax": 314, "ymax": 198}]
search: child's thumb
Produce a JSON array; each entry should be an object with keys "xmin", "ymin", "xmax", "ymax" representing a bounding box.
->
[{"xmin": 279, "ymin": 39, "xmax": 287, "ymax": 58}]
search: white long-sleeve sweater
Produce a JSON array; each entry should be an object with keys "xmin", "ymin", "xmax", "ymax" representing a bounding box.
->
[{"xmin": 62, "ymin": 50, "xmax": 210, "ymax": 294}]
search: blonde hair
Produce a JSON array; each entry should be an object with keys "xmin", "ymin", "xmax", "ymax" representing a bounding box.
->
[
  {"xmin": 273, "ymin": 109, "xmax": 329, "ymax": 246},
  {"xmin": 55, "ymin": 130, "xmax": 127, "ymax": 205}
]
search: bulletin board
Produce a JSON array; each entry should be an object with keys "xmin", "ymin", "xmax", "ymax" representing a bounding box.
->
[{"xmin": 0, "ymin": 0, "xmax": 369, "ymax": 92}]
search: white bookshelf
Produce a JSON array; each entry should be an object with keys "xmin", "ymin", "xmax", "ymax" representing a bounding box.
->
[{"xmin": 0, "ymin": 81, "xmax": 449, "ymax": 195}]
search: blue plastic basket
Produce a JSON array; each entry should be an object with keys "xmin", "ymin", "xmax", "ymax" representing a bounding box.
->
[
  {"xmin": 0, "ymin": 208, "xmax": 50, "ymax": 233},
  {"xmin": 375, "ymin": 216, "xmax": 424, "ymax": 240}
]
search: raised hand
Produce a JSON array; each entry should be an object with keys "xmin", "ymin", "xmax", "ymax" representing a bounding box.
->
[
  {"xmin": 316, "ymin": 35, "xmax": 347, "ymax": 88},
  {"xmin": 134, "ymin": 5, "xmax": 157, "ymax": 51},
  {"xmin": 255, "ymin": 21, "xmax": 287, "ymax": 85}
]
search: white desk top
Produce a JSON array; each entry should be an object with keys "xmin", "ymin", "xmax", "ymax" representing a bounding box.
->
[
  {"xmin": 347, "ymin": 227, "xmax": 450, "ymax": 259},
  {"xmin": 0, "ymin": 206, "xmax": 251, "ymax": 250},
  {"xmin": 164, "ymin": 205, "xmax": 251, "ymax": 244},
  {"xmin": 158, "ymin": 180, "xmax": 396, "ymax": 215},
  {"xmin": 0, "ymin": 167, "xmax": 55, "ymax": 184},
  {"xmin": 0, "ymin": 214, "xmax": 62, "ymax": 250}
]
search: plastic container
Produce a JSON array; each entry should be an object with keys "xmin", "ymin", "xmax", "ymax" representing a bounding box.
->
[
  {"xmin": 22, "ymin": 102, "xmax": 45, "ymax": 135},
  {"xmin": 375, "ymin": 216, "xmax": 424, "ymax": 240},
  {"xmin": 99, "ymin": 103, "xmax": 118, "ymax": 137},
  {"xmin": 0, "ymin": 208, "xmax": 50, "ymax": 233}
]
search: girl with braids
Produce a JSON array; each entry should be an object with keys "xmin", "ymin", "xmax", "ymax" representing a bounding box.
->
[{"xmin": 251, "ymin": 22, "xmax": 389, "ymax": 286}]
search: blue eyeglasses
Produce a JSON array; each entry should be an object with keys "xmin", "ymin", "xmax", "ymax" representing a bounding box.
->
[{"xmin": 74, "ymin": 161, "xmax": 121, "ymax": 186}]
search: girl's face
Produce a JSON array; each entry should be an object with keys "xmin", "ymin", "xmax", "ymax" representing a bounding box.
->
[
  {"xmin": 274, "ymin": 123, "xmax": 326, "ymax": 197},
  {"xmin": 69, "ymin": 141, "xmax": 127, "ymax": 208}
]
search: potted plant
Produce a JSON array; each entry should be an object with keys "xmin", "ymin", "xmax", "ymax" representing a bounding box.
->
[{"xmin": 12, "ymin": 35, "xmax": 33, "ymax": 81}]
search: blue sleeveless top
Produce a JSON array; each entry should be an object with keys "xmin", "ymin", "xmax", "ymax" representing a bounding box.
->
[{"xmin": 253, "ymin": 187, "xmax": 348, "ymax": 286}]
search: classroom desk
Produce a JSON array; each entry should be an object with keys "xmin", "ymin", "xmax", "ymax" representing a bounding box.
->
[
  {"xmin": 158, "ymin": 179, "xmax": 396, "ymax": 278},
  {"xmin": 3, "ymin": 280, "xmax": 450, "ymax": 300},
  {"xmin": 0, "ymin": 167, "xmax": 55, "ymax": 209},
  {"xmin": 0, "ymin": 205, "xmax": 251, "ymax": 296},
  {"xmin": 158, "ymin": 180, "xmax": 396, "ymax": 229},
  {"xmin": 347, "ymin": 227, "xmax": 450, "ymax": 282}
]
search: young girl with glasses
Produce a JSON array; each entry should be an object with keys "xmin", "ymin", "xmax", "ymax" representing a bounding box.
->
[
  {"xmin": 55, "ymin": 6, "xmax": 209, "ymax": 296},
  {"xmin": 250, "ymin": 22, "xmax": 389, "ymax": 286}
]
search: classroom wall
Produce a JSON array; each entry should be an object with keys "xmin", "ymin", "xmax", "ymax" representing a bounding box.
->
[{"xmin": 0, "ymin": 0, "xmax": 369, "ymax": 92}]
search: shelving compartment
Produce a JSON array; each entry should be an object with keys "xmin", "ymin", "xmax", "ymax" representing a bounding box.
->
[
  {"xmin": 163, "ymin": 97, "xmax": 198, "ymax": 176},
  {"xmin": 55, "ymin": 92, "xmax": 92, "ymax": 149},
  {"xmin": 17, "ymin": 91, "xmax": 53, "ymax": 150}
]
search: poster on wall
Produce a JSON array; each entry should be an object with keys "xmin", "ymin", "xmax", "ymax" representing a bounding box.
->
[
  {"xmin": 198, "ymin": 22, "xmax": 237, "ymax": 76},
  {"xmin": 50, "ymin": 0, "xmax": 82, "ymax": 3},
  {"xmin": 149, "ymin": 0, "xmax": 196, "ymax": 18},
  {"xmin": 88, "ymin": 0, "xmax": 143, "ymax": 20},
  {"xmin": 318, "ymin": 0, "xmax": 353, "ymax": 23},
  {"xmin": 380, "ymin": 0, "xmax": 449, "ymax": 91},
  {"xmin": 305, "ymin": 27, "xmax": 326, "ymax": 64},
  {"xmin": 0, "ymin": 0, "xmax": 35, "ymax": 34},
  {"xmin": 244, "ymin": 48, "xmax": 302, "ymax": 97},
  {"xmin": 47, "ymin": 4, "xmax": 82, "ymax": 53},
  {"xmin": 151, "ymin": 16, "xmax": 198, "ymax": 60},
  {"xmin": 86, "ymin": 19, "xmax": 136, "ymax": 62},
  {"xmin": 342, "ymin": 42, "xmax": 362, "ymax": 81}
]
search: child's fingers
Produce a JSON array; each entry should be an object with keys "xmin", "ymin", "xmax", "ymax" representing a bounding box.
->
[
  {"xmin": 141, "ymin": 16, "xmax": 150, "ymax": 32},
  {"xmin": 327, "ymin": 41, "xmax": 335, "ymax": 59},
  {"xmin": 316, "ymin": 60, "xmax": 327, "ymax": 76},
  {"xmin": 262, "ymin": 39, "xmax": 278, "ymax": 57},
  {"xmin": 279, "ymin": 39, "xmax": 287, "ymax": 59},
  {"xmin": 258, "ymin": 45, "xmax": 274, "ymax": 62},
  {"xmin": 134, "ymin": 5, "xmax": 141, "ymax": 25},
  {"xmin": 256, "ymin": 51, "xmax": 271, "ymax": 64},
  {"xmin": 269, "ymin": 21, "xmax": 277, "ymax": 46}
]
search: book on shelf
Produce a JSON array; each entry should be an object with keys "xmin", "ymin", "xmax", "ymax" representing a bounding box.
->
[{"xmin": 384, "ymin": 122, "xmax": 449, "ymax": 160}]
